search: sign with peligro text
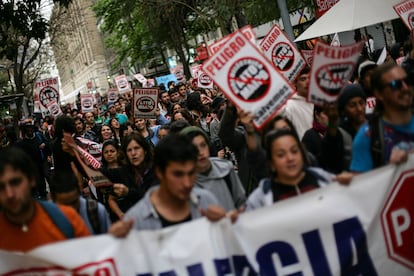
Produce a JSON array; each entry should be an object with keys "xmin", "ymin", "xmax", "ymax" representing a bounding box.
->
[
  {"xmin": 203, "ymin": 30, "xmax": 295, "ymax": 129},
  {"xmin": 260, "ymin": 24, "xmax": 306, "ymax": 82},
  {"xmin": 308, "ymin": 40, "xmax": 364, "ymax": 105},
  {"xmin": 133, "ymin": 88, "xmax": 159, "ymax": 119},
  {"xmin": 208, "ymin": 25, "xmax": 257, "ymax": 56},
  {"xmin": 394, "ymin": 0, "xmax": 414, "ymax": 30}
]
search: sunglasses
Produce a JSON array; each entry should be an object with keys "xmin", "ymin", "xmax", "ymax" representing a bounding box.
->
[{"xmin": 382, "ymin": 77, "xmax": 413, "ymax": 91}]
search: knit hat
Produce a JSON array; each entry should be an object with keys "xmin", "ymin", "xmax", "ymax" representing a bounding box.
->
[
  {"xmin": 337, "ymin": 84, "xmax": 366, "ymax": 114},
  {"xmin": 358, "ymin": 60, "xmax": 377, "ymax": 79},
  {"xmin": 180, "ymin": 126, "xmax": 209, "ymax": 143}
]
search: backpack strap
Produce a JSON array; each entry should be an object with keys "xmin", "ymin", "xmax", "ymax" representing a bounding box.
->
[
  {"xmin": 38, "ymin": 201, "xmax": 74, "ymax": 239},
  {"xmin": 86, "ymin": 198, "xmax": 100, "ymax": 234},
  {"xmin": 369, "ymin": 115, "xmax": 385, "ymax": 168},
  {"xmin": 223, "ymin": 172, "xmax": 233, "ymax": 199}
]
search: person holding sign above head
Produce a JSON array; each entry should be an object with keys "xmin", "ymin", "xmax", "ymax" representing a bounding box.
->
[
  {"xmin": 109, "ymin": 134, "xmax": 227, "ymax": 236},
  {"xmin": 278, "ymin": 66, "xmax": 314, "ymax": 140}
]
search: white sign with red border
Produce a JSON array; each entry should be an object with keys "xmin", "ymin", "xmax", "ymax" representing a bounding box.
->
[
  {"xmin": 203, "ymin": 30, "xmax": 295, "ymax": 129},
  {"xmin": 394, "ymin": 0, "xmax": 414, "ymax": 30},
  {"xmin": 80, "ymin": 94, "xmax": 94, "ymax": 113},
  {"xmin": 197, "ymin": 70, "xmax": 213, "ymax": 89},
  {"xmin": 133, "ymin": 88, "xmax": 159, "ymax": 119},
  {"xmin": 114, "ymin": 74, "xmax": 131, "ymax": 95},
  {"xmin": 308, "ymin": 40, "xmax": 364, "ymax": 105},
  {"xmin": 191, "ymin": 64, "xmax": 202, "ymax": 78},
  {"xmin": 208, "ymin": 25, "xmax": 257, "ymax": 56},
  {"xmin": 301, "ymin": 50, "xmax": 314, "ymax": 66},
  {"xmin": 107, "ymin": 88, "xmax": 118, "ymax": 103},
  {"xmin": 260, "ymin": 24, "xmax": 306, "ymax": 82},
  {"xmin": 46, "ymin": 100, "xmax": 63, "ymax": 118},
  {"xmin": 134, "ymin": 73, "xmax": 148, "ymax": 84},
  {"xmin": 35, "ymin": 77, "xmax": 60, "ymax": 109}
]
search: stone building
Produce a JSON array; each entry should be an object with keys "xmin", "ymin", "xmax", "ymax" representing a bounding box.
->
[{"xmin": 51, "ymin": 0, "xmax": 109, "ymax": 103}]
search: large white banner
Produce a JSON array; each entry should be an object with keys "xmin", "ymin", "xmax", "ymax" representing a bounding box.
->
[
  {"xmin": 394, "ymin": 0, "xmax": 414, "ymax": 30},
  {"xmin": 1, "ymin": 157, "xmax": 414, "ymax": 275}
]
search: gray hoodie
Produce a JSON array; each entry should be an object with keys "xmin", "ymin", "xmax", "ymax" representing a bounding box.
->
[{"xmin": 196, "ymin": 157, "xmax": 246, "ymax": 211}]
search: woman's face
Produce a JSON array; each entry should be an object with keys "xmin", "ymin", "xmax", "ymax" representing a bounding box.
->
[
  {"xmin": 270, "ymin": 135, "xmax": 304, "ymax": 183},
  {"xmin": 173, "ymin": 104, "xmax": 181, "ymax": 113},
  {"xmin": 101, "ymin": 126, "xmax": 113, "ymax": 141},
  {"xmin": 110, "ymin": 119, "xmax": 120, "ymax": 129},
  {"xmin": 126, "ymin": 140, "xmax": 145, "ymax": 167},
  {"xmin": 103, "ymin": 144, "xmax": 118, "ymax": 165},
  {"xmin": 345, "ymin": 97, "xmax": 366, "ymax": 125}
]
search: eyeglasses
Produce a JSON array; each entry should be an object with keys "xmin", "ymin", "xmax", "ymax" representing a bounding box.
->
[{"xmin": 382, "ymin": 77, "xmax": 413, "ymax": 91}]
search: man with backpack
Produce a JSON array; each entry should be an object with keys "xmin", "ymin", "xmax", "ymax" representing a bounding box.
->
[
  {"xmin": 350, "ymin": 63, "xmax": 414, "ymax": 172},
  {"xmin": 0, "ymin": 147, "xmax": 90, "ymax": 252},
  {"xmin": 50, "ymin": 170, "xmax": 111, "ymax": 235}
]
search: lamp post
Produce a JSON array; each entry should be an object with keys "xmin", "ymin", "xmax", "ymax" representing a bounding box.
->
[{"xmin": 277, "ymin": 0, "xmax": 295, "ymax": 41}]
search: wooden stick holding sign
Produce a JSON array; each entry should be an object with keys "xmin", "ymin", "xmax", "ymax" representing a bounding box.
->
[{"xmin": 63, "ymin": 133, "xmax": 113, "ymax": 191}]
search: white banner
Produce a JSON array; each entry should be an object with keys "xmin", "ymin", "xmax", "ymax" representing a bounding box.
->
[
  {"xmin": 394, "ymin": 0, "xmax": 414, "ymax": 30},
  {"xmin": 301, "ymin": 49, "xmax": 314, "ymax": 66},
  {"xmin": 260, "ymin": 24, "xmax": 306, "ymax": 82},
  {"xmin": 1, "ymin": 157, "xmax": 414, "ymax": 275},
  {"xmin": 203, "ymin": 30, "xmax": 295, "ymax": 130},
  {"xmin": 308, "ymin": 40, "xmax": 364, "ymax": 105},
  {"xmin": 46, "ymin": 100, "xmax": 63, "ymax": 118}
]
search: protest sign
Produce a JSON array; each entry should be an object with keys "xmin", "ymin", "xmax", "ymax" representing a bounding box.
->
[
  {"xmin": 133, "ymin": 88, "xmax": 159, "ymax": 119},
  {"xmin": 260, "ymin": 24, "xmax": 306, "ymax": 82},
  {"xmin": 313, "ymin": 0, "xmax": 340, "ymax": 18},
  {"xmin": 308, "ymin": 40, "xmax": 364, "ymax": 105},
  {"xmin": 134, "ymin": 73, "xmax": 148, "ymax": 84},
  {"xmin": 46, "ymin": 100, "xmax": 63, "ymax": 118},
  {"xmin": 2, "ymin": 155, "xmax": 414, "ymax": 275},
  {"xmin": 394, "ymin": 0, "xmax": 414, "ymax": 30},
  {"xmin": 107, "ymin": 88, "xmax": 118, "ymax": 103},
  {"xmin": 155, "ymin": 74, "xmax": 177, "ymax": 89},
  {"xmin": 114, "ymin": 74, "xmax": 131, "ymax": 95},
  {"xmin": 191, "ymin": 64, "xmax": 202, "ymax": 78},
  {"xmin": 208, "ymin": 25, "xmax": 257, "ymax": 55},
  {"xmin": 301, "ymin": 49, "xmax": 314, "ymax": 66},
  {"xmin": 80, "ymin": 94, "xmax": 94, "ymax": 113},
  {"xmin": 35, "ymin": 77, "xmax": 60, "ymax": 109},
  {"xmin": 203, "ymin": 30, "xmax": 295, "ymax": 129}
]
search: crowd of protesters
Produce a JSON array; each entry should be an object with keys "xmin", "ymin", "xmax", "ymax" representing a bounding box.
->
[{"xmin": 0, "ymin": 31, "xmax": 413, "ymax": 254}]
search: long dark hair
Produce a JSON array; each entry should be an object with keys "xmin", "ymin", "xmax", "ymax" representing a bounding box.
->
[
  {"xmin": 122, "ymin": 132, "xmax": 153, "ymax": 172},
  {"xmin": 101, "ymin": 139, "xmax": 123, "ymax": 168}
]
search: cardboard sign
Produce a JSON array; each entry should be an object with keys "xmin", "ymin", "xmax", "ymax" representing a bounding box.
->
[
  {"xmin": 35, "ymin": 77, "xmax": 60, "ymax": 109},
  {"xmin": 80, "ymin": 94, "xmax": 94, "ymax": 113},
  {"xmin": 208, "ymin": 25, "xmax": 257, "ymax": 56},
  {"xmin": 313, "ymin": 0, "xmax": 340, "ymax": 18},
  {"xmin": 191, "ymin": 64, "xmax": 202, "ymax": 78},
  {"xmin": 203, "ymin": 30, "xmax": 295, "ymax": 129},
  {"xmin": 260, "ymin": 24, "xmax": 306, "ymax": 82},
  {"xmin": 133, "ymin": 88, "xmax": 159, "ymax": 119},
  {"xmin": 46, "ymin": 100, "xmax": 63, "ymax": 118},
  {"xmin": 170, "ymin": 65, "xmax": 186, "ymax": 83},
  {"xmin": 114, "ymin": 74, "xmax": 131, "ymax": 95},
  {"xmin": 308, "ymin": 40, "xmax": 364, "ymax": 105},
  {"xmin": 394, "ymin": 0, "xmax": 414, "ymax": 30},
  {"xmin": 107, "ymin": 88, "xmax": 118, "ymax": 103},
  {"xmin": 301, "ymin": 50, "xmax": 314, "ymax": 66}
]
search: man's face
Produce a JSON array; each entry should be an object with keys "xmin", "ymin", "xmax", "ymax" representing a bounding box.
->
[
  {"xmin": 134, "ymin": 118, "xmax": 146, "ymax": 131},
  {"xmin": 0, "ymin": 166, "xmax": 34, "ymax": 218},
  {"xmin": 377, "ymin": 66, "xmax": 413, "ymax": 111},
  {"xmin": 178, "ymin": 86, "xmax": 187, "ymax": 97},
  {"xmin": 75, "ymin": 120, "xmax": 84, "ymax": 134},
  {"xmin": 84, "ymin": 112, "xmax": 94, "ymax": 125},
  {"xmin": 54, "ymin": 190, "xmax": 80, "ymax": 212},
  {"xmin": 160, "ymin": 92, "xmax": 170, "ymax": 104},
  {"xmin": 170, "ymin": 92, "xmax": 181, "ymax": 103},
  {"xmin": 108, "ymin": 105, "xmax": 116, "ymax": 115},
  {"xmin": 156, "ymin": 160, "xmax": 196, "ymax": 201},
  {"xmin": 295, "ymin": 73, "xmax": 310, "ymax": 97},
  {"xmin": 191, "ymin": 135, "xmax": 211, "ymax": 173},
  {"xmin": 114, "ymin": 102, "xmax": 122, "ymax": 113}
]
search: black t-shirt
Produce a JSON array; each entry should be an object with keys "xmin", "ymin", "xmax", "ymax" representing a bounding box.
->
[
  {"xmin": 157, "ymin": 210, "xmax": 192, "ymax": 228},
  {"xmin": 271, "ymin": 171, "xmax": 320, "ymax": 202}
]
